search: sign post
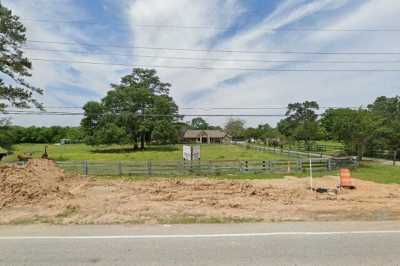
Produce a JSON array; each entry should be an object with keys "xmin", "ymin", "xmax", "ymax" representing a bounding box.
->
[
  {"xmin": 183, "ymin": 145, "xmax": 192, "ymax": 161},
  {"xmin": 309, "ymin": 158, "xmax": 313, "ymax": 190},
  {"xmin": 183, "ymin": 145, "xmax": 201, "ymax": 161}
]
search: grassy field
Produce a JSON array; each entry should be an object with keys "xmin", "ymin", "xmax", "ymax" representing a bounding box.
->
[
  {"xmin": 96, "ymin": 163, "xmax": 399, "ymax": 183},
  {"xmin": 4, "ymin": 144, "xmax": 399, "ymax": 184},
  {"xmin": 352, "ymin": 162, "xmax": 400, "ymax": 184},
  {"xmin": 4, "ymin": 143, "xmax": 293, "ymax": 162}
]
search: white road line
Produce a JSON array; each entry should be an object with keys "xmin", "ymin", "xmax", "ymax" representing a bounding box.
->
[{"xmin": 1, "ymin": 230, "xmax": 400, "ymax": 240}]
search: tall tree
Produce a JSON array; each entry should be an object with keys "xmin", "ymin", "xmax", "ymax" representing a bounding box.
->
[
  {"xmin": 0, "ymin": 3, "xmax": 42, "ymax": 113},
  {"xmin": 190, "ymin": 117, "xmax": 209, "ymax": 130},
  {"xmin": 368, "ymin": 96, "xmax": 400, "ymax": 155},
  {"xmin": 321, "ymin": 108, "xmax": 381, "ymax": 160},
  {"xmin": 278, "ymin": 101, "xmax": 322, "ymax": 143},
  {"xmin": 81, "ymin": 68, "xmax": 179, "ymax": 149},
  {"xmin": 225, "ymin": 119, "xmax": 245, "ymax": 139}
]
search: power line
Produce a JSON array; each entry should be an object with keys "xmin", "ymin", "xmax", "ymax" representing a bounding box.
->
[
  {"xmin": 21, "ymin": 18, "xmax": 400, "ymax": 32},
  {"xmin": 26, "ymin": 40, "xmax": 400, "ymax": 55},
  {"xmin": 11, "ymin": 106, "xmax": 360, "ymax": 110},
  {"xmin": 29, "ymin": 58, "xmax": 400, "ymax": 72},
  {"xmin": 24, "ymin": 47, "xmax": 400, "ymax": 64},
  {"xmin": 2, "ymin": 111, "xmax": 289, "ymax": 117}
]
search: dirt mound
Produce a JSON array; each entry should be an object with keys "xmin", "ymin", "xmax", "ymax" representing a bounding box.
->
[{"xmin": 0, "ymin": 159, "xmax": 73, "ymax": 208}]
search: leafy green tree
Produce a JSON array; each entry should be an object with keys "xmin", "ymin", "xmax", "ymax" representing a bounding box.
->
[
  {"xmin": 152, "ymin": 120, "xmax": 178, "ymax": 144},
  {"xmin": 225, "ymin": 119, "xmax": 245, "ymax": 139},
  {"xmin": 278, "ymin": 101, "xmax": 321, "ymax": 143},
  {"xmin": 321, "ymin": 108, "xmax": 381, "ymax": 160},
  {"xmin": 0, "ymin": 120, "xmax": 15, "ymax": 150},
  {"xmin": 81, "ymin": 68, "xmax": 179, "ymax": 149},
  {"xmin": 190, "ymin": 117, "xmax": 209, "ymax": 130},
  {"xmin": 368, "ymin": 96, "xmax": 400, "ymax": 155},
  {"xmin": 243, "ymin": 127, "xmax": 259, "ymax": 140},
  {"xmin": 0, "ymin": 3, "xmax": 42, "ymax": 114}
]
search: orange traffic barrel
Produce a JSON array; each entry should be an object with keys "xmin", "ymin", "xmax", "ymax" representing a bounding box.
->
[{"xmin": 340, "ymin": 168, "xmax": 355, "ymax": 189}]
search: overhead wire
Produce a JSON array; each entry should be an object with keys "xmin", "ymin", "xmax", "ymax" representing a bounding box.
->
[
  {"xmin": 26, "ymin": 40, "xmax": 400, "ymax": 55},
  {"xmin": 20, "ymin": 18, "xmax": 400, "ymax": 32},
  {"xmin": 27, "ymin": 58, "xmax": 400, "ymax": 72},
  {"xmin": 1, "ymin": 111, "xmax": 290, "ymax": 117},
  {"xmin": 5, "ymin": 106, "xmax": 362, "ymax": 110},
  {"xmin": 23, "ymin": 47, "xmax": 400, "ymax": 64}
]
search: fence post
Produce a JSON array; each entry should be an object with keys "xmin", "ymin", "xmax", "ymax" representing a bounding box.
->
[
  {"xmin": 328, "ymin": 158, "xmax": 332, "ymax": 171},
  {"xmin": 177, "ymin": 160, "xmax": 182, "ymax": 175},
  {"xmin": 147, "ymin": 160, "xmax": 152, "ymax": 176},
  {"xmin": 83, "ymin": 160, "xmax": 88, "ymax": 176},
  {"xmin": 118, "ymin": 161, "xmax": 122, "ymax": 176},
  {"xmin": 262, "ymin": 160, "xmax": 266, "ymax": 171},
  {"xmin": 299, "ymin": 159, "xmax": 303, "ymax": 172},
  {"xmin": 245, "ymin": 160, "xmax": 249, "ymax": 172},
  {"xmin": 393, "ymin": 151, "xmax": 397, "ymax": 166}
]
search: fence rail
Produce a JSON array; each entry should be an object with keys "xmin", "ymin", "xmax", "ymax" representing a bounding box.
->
[
  {"xmin": 235, "ymin": 142, "xmax": 331, "ymax": 159},
  {"xmin": 56, "ymin": 157, "xmax": 358, "ymax": 176}
]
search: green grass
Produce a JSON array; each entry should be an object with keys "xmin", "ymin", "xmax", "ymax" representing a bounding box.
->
[
  {"xmin": 8, "ymin": 144, "xmax": 398, "ymax": 184},
  {"xmin": 4, "ymin": 143, "xmax": 292, "ymax": 162},
  {"xmin": 352, "ymin": 162, "xmax": 400, "ymax": 184},
  {"xmin": 90, "ymin": 167, "xmax": 339, "ymax": 181}
]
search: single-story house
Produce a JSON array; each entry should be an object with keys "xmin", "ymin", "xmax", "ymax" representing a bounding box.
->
[{"xmin": 183, "ymin": 130, "xmax": 231, "ymax": 144}]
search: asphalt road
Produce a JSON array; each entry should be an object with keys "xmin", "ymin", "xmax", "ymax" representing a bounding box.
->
[{"xmin": 0, "ymin": 222, "xmax": 400, "ymax": 266}]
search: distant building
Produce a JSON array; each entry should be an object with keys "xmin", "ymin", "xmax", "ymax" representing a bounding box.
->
[
  {"xmin": 60, "ymin": 139, "xmax": 72, "ymax": 145},
  {"xmin": 183, "ymin": 130, "xmax": 231, "ymax": 144}
]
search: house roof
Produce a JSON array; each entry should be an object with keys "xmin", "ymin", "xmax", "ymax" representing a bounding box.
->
[{"xmin": 184, "ymin": 130, "xmax": 228, "ymax": 138}]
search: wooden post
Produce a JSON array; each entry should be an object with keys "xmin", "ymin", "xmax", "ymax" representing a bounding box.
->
[
  {"xmin": 83, "ymin": 160, "xmax": 88, "ymax": 176},
  {"xmin": 147, "ymin": 160, "xmax": 152, "ymax": 176},
  {"xmin": 245, "ymin": 160, "xmax": 249, "ymax": 172},
  {"xmin": 262, "ymin": 160, "xmax": 266, "ymax": 171},
  {"xmin": 309, "ymin": 158, "xmax": 313, "ymax": 190},
  {"xmin": 176, "ymin": 160, "xmax": 180, "ymax": 174},
  {"xmin": 328, "ymin": 159, "xmax": 332, "ymax": 171},
  {"xmin": 118, "ymin": 161, "xmax": 122, "ymax": 176},
  {"xmin": 393, "ymin": 151, "xmax": 397, "ymax": 166}
]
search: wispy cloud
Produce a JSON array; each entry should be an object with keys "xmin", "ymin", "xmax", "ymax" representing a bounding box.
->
[{"xmin": 3, "ymin": 0, "xmax": 400, "ymax": 127}]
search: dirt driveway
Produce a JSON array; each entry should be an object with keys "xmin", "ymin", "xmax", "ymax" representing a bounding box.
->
[{"xmin": 1, "ymin": 160, "xmax": 400, "ymax": 224}]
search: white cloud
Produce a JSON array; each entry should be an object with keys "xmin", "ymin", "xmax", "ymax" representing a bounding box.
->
[
  {"xmin": 3, "ymin": 0, "xmax": 400, "ymax": 127},
  {"xmin": 2, "ymin": 0, "xmax": 130, "ymax": 126}
]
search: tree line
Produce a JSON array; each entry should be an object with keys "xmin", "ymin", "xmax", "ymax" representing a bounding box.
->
[
  {"xmin": 0, "ymin": 3, "xmax": 399, "ymax": 160},
  {"xmin": 0, "ymin": 125, "xmax": 83, "ymax": 149}
]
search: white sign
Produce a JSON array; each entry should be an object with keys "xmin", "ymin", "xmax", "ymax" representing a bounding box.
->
[
  {"xmin": 183, "ymin": 145, "xmax": 192, "ymax": 160},
  {"xmin": 192, "ymin": 145, "xmax": 201, "ymax": 160},
  {"xmin": 183, "ymin": 145, "xmax": 201, "ymax": 160}
]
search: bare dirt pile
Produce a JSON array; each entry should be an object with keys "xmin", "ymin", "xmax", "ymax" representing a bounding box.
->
[
  {"xmin": 1, "ymin": 166, "xmax": 400, "ymax": 224},
  {"xmin": 0, "ymin": 159, "xmax": 73, "ymax": 208}
]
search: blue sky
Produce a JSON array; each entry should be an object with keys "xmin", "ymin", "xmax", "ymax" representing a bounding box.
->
[{"xmin": 3, "ymin": 0, "xmax": 400, "ymax": 127}]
